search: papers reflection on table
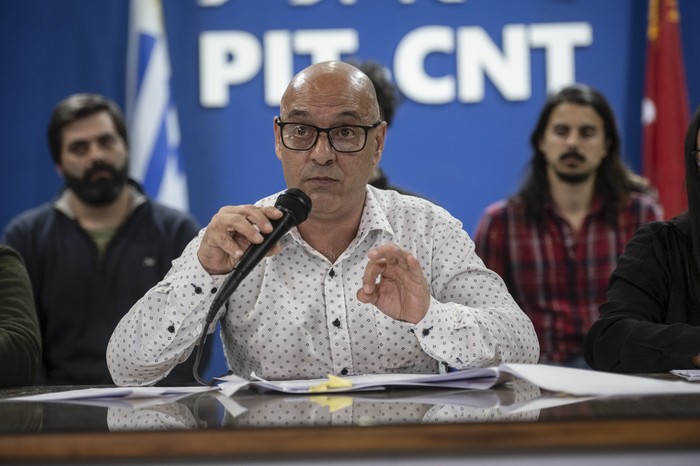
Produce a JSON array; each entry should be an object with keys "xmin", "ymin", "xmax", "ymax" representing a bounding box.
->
[
  {"xmin": 295, "ymin": 386, "xmax": 592, "ymax": 416},
  {"xmin": 4, "ymin": 386, "xmax": 216, "ymax": 409}
]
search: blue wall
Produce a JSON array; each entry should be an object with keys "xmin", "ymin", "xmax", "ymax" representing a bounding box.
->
[{"xmin": 1, "ymin": 0, "xmax": 699, "ymax": 378}]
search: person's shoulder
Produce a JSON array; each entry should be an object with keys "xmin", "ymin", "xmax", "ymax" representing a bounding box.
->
[
  {"xmin": 147, "ymin": 201, "xmax": 197, "ymax": 222},
  {"xmin": 0, "ymin": 243, "xmax": 22, "ymax": 259},
  {"xmin": 482, "ymin": 198, "xmax": 509, "ymax": 215},
  {"xmin": 627, "ymin": 190, "xmax": 663, "ymax": 209},
  {"xmin": 139, "ymin": 200, "xmax": 200, "ymax": 239},
  {"xmin": 370, "ymin": 185, "xmax": 446, "ymax": 215},
  {"xmin": 4, "ymin": 202, "xmax": 57, "ymax": 232},
  {"xmin": 663, "ymin": 214, "xmax": 689, "ymax": 236},
  {"xmin": 479, "ymin": 195, "xmax": 524, "ymax": 218},
  {"xmin": 632, "ymin": 215, "xmax": 687, "ymax": 244},
  {"xmin": 369, "ymin": 186, "xmax": 465, "ymax": 230}
]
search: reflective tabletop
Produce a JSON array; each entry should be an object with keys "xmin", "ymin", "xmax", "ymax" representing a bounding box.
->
[{"xmin": 1, "ymin": 376, "xmax": 700, "ymax": 464}]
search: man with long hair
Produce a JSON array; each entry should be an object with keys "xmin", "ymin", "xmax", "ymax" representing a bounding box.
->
[{"xmin": 475, "ymin": 84, "xmax": 662, "ymax": 368}]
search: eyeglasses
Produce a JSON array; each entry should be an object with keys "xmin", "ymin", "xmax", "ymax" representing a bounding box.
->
[{"xmin": 275, "ymin": 118, "xmax": 382, "ymax": 153}]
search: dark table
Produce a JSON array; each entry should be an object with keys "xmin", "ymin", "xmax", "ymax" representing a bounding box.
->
[{"xmin": 1, "ymin": 376, "xmax": 700, "ymax": 465}]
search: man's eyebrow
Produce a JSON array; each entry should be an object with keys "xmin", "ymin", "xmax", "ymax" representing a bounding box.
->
[
  {"xmin": 66, "ymin": 132, "xmax": 114, "ymax": 146},
  {"xmin": 284, "ymin": 110, "xmax": 364, "ymax": 122},
  {"xmin": 285, "ymin": 109, "xmax": 310, "ymax": 120},
  {"xmin": 337, "ymin": 110, "xmax": 363, "ymax": 120}
]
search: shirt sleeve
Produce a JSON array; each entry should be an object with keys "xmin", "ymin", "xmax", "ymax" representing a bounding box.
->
[
  {"xmin": 0, "ymin": 245, "xmax": 41, "ymax": 387},
  {"xmin": 107, "ymin": 231, "xmax": 228, "ymax": 386},
  {"xmin": 410, "ymin": 225, "xmax": 540, "ymax": 369},
  {"xmin": 584, "ymin": 222, "xmax": 700, "ymax": 372}
]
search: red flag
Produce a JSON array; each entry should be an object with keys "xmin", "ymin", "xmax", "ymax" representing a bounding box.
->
[{"xmin": 642, "ymin": 0, "xmax": 690, "ymax": 219}]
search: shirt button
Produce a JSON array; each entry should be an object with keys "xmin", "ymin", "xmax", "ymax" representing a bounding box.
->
[
  {"xmin": 192, "ymin": 284, "xmax": 203, "ymax": 294},
  {"xmin": 210, "ymin": 287, "xmax": 218, "ymax": 294},
  {"xmin": 422, "ymin": 328, "xmax": 431, "ymax": 336},
  {"xmin": 340, "ymin": 368, "xmax": 348, "ymax": 375},
  {"xmin": 167, "ymin": 325, "xmax": 175, "ymax": 333},
  {"xmin": 332, "ymin": 318, "xmax": 341, "ymax": 328},
  {"xmin": 329, "ymin": 268, "xmax": 336, "ymax": 278}
]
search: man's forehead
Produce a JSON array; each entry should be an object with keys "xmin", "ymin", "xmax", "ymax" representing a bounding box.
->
[
  {"xmin": 549, "ymin": 103, "xmax": 603, "ymax": 125},
  {"xmin": 62, "ymin": 113, "xmax": 118, "ymax": 142},
  {"xmin": 64, "ymin": 112, "xmax": 114, "ymax": 130},
  {"xmin": 284, "ymin": 107, "xmax": 364, "ymax": 122},
  {"xmin": 282, "ymin": 68, "xmax": 378, "ymax": 120}
]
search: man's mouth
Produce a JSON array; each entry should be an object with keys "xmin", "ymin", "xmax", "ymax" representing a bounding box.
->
[
  {"xmin": 88, "ymin": 170, "xmax": 114, "ymax": 183},
  {"xmin": 307, "ymin": 176, "xmax": 336, "ymax": 183},
  {"xmin": 559, "ymin": 152, "xmax": 585, "ymax": 164}
]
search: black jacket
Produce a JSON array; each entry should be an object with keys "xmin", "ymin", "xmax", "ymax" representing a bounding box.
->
[
  {"xmin": 2, "ymin": 187, "xmax": 202, "ymax": 385},
  {"xmin": 584, "ymin": 215, "xmax": 700, "ymax": 372}
]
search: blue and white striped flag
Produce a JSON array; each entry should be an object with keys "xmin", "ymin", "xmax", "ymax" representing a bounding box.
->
[{"xmin": 126, "ymin": 0, "xmax": 189, "ymax": 212}]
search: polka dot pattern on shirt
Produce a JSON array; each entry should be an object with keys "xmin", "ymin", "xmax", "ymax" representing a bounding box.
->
[{"xmin": 107, "ymin": 187, "xmax": 539, "ymax": 386}]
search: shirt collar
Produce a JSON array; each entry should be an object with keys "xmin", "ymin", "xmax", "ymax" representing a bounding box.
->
[
  {"xmin": 281, "ymin": 185, "xmax": 396, "ymax": 253},
  {"xmin": 357, "ymin": 185, "xmax": 396, "ymax": 240},
  {"xmin": 54, "ymin": 181, "xmax": 146, "ymax": 219}
]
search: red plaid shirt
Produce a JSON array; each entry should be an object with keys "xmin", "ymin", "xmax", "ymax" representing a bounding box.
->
[{"xmin": 474, "ymin": 193, "xmax": 662, "ymax": 364}]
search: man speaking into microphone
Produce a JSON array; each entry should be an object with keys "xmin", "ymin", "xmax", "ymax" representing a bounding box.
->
[{"xmin": 107, "ymin": 61, "xmax": 539, "ymax": 386}]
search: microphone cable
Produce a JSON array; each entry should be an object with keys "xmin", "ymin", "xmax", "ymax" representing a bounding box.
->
[{"xmin": 192, "ymin": 188, "xmax": 311, "ymax": 385}]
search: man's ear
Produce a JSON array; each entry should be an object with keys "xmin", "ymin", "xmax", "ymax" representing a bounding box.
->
[
  {"xmin": 273, "ymin": 117, "xmax": 283, "ymax": 161},
  {"xmin": 373, "ymin": 122, "xmax": 387, "ymax": 164}
]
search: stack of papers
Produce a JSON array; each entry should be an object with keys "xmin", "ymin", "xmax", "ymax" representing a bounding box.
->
[
  {"xmin": 247, "ymin": 367, "xmax": 508, "ymax": 394},
  {"xmin": 217, "ymin": 363, "xmax": 700, "ymax": 397}
]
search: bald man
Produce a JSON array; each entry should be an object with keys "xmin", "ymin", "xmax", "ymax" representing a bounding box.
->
[{"xmin": 107, "ymin": 61, "xmax": 538, "ymax": 386}]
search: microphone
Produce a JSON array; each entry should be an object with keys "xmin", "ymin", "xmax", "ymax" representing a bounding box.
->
[
  {"xmin": 193, "ymin": 188, "xmax": 311, "ymax": 385},
  {"xmin": 209, "ymin": 187, "xmax": 312, "ymax": 314}
]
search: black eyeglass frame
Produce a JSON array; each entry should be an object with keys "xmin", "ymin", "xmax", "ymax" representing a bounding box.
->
[{"xmin": 275, "ymin": 117, "xmax": 383, "ymax": 153}]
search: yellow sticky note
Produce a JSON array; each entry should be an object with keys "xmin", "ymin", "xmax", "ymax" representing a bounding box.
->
[
  {"xmin": 309, "ymin": 374, "xmax": 353, "ymax": 392},
  {"xmin": 309, "ymin": 395, "xmax": 353, "ymax": 412},
  {"xmin": 326, "ymin": 374, "xmax": 353, "ymax": 389}
]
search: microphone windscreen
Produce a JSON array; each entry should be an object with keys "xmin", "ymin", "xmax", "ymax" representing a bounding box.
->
[{"xmin": 275, "ymin": 188, "xmax": 312, "ymax": 225}]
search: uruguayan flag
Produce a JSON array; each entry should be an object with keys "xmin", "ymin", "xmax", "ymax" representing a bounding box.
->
[{"xmin": 126, "ymin": 0, "xmax": 189, "ymax": 211}]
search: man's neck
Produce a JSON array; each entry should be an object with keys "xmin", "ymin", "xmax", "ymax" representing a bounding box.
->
[
  {"xmin": 298, "ymin": 208, "xmax": 364, "ymax": 264},
  {"xmin": 548, "ymin": 174, "xmax": 596, "ymax": 232},
  {"xmin": 68, "ymin": 188, "xmax": 133, "ymax": 232}
]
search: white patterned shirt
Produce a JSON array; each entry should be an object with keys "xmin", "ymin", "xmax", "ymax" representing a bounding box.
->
[{"xmin": 107, "ymin": 186, "xmax": 539, "ymax": 386}]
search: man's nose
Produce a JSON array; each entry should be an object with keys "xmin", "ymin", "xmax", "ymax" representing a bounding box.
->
[
  {"xmin": 565, "ymin": 132, "xmax": 580, "ymax": 148},
  {"xmin": 87, "ymin": 141, "xmax": 106, "ymax": 160},
  {"xmin": 310, "ymin": 132, "xmax": 336, "ymax": 165}
]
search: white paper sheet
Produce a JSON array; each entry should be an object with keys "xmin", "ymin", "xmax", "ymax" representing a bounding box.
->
[{"xmin": 500, "ymin": 363, "xmax": 700, "ymax": 396}]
